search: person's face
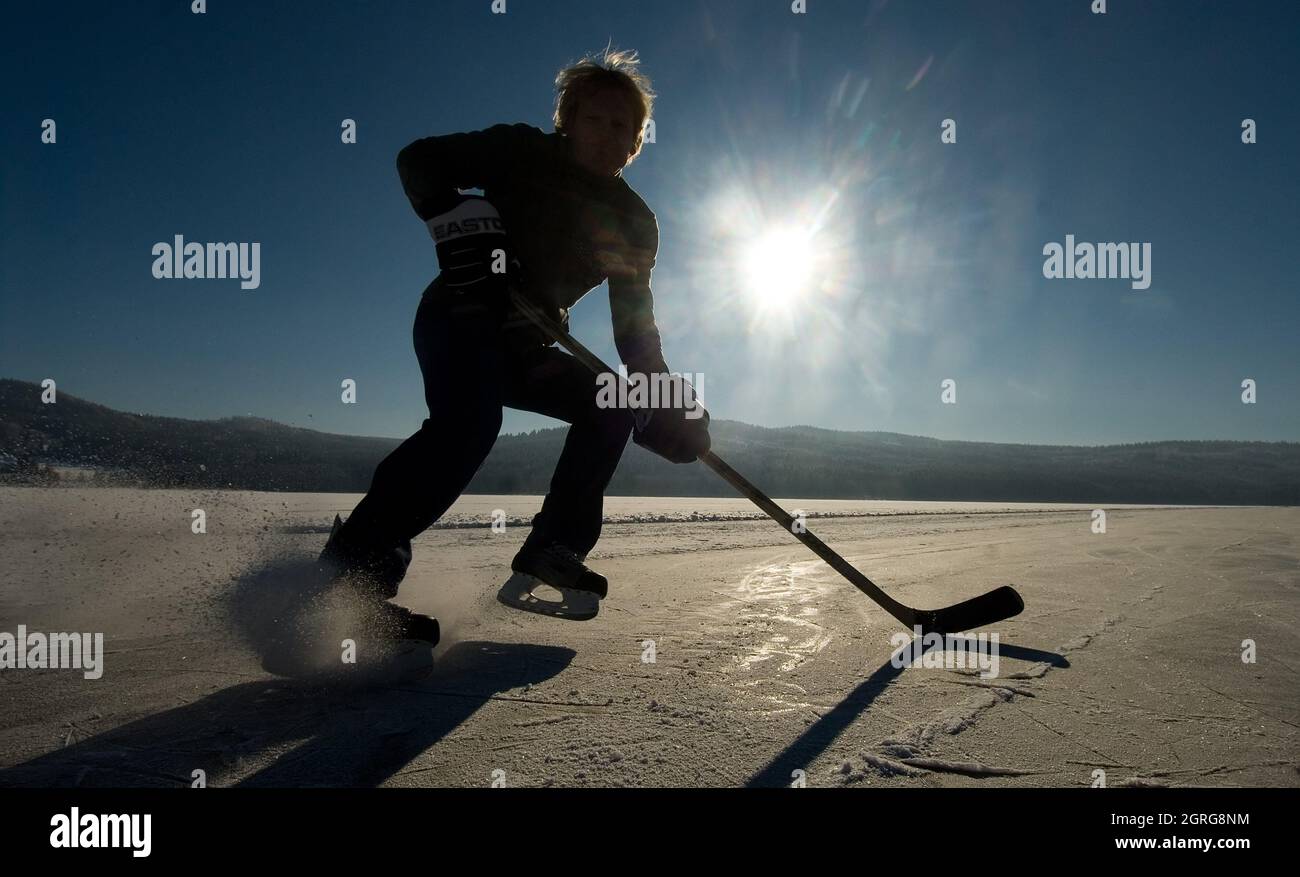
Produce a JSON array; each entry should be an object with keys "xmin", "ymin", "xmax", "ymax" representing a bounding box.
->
[{"xmin": 567, "ymin": 87, "xmax": 640, "ymax": 177}]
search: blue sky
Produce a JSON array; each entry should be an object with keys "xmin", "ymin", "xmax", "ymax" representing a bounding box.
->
[{"xmin": 3, "ymin": 0, "xmax": 1296, "ymax": 445}]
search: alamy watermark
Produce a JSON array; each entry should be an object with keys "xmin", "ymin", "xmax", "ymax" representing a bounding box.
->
[
  {"xmin": 1042, "ymin": 235, "xmax": 1151, "ymax": 290},
  {"xmin": 595, "ymin": 365, "xmax": 705, "ymax": 419},
  {"xmin": 0, "ymin": 625, "xmax": 104, "ymax": 679},
  {"xmin": 49, "ymin": 807, "xmax": 150, "ymax": 857},
  {"xmin": 152, "ymin": 234, "xmax": 261, "ymax": 290}
]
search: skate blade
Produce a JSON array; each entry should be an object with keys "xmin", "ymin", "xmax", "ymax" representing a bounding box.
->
[{"xmin": 496, "ymin": 572, "xmax": 600, "ymax": 621}]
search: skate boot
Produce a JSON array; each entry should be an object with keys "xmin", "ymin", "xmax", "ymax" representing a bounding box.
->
[
  {"xmin": 370, "ymin": 602, "xmax": 441, "ymax": 644},
  {"xmin": 510, "ymin": 540, "xmax": 608, "ymax": 598},
  {"xmin": 317, "ymin": 514, "xmax": 438, "ymax": 644}
]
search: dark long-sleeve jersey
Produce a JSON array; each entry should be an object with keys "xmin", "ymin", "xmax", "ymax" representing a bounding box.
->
[{"xmin": 397, "ymin": 123, "xmax": 669, "ymax": 376}]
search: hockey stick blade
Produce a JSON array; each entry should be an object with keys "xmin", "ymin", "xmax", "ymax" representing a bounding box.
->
[{"xmin": 907, "ymin": 585, "xmax": 1024, "ymax": 636}]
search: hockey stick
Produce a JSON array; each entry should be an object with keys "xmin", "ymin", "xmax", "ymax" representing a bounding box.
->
[{"xmin": 509, "ymin": 291, "xmax": 1024, "ymax": 634}]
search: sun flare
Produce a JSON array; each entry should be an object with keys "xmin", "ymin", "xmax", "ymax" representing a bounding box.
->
[{"xmin": 741, "ymin": 227, "xmax": 818, "ymax": 311}]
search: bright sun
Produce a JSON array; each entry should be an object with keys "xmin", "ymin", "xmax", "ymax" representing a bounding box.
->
[{"xmin": 741, "ymin": 227, "xmax": 818, "ymax": 311}]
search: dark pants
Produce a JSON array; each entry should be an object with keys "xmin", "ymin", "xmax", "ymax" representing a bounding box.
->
[{"xmin": 340, "ymin": 283, "xmax": 635, "ymax": 598}]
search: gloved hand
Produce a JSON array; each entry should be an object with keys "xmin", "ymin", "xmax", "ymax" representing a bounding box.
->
[
  {"xmin": 425, "ymin": 194, "xmax": 520, "ymax": 315},
  {"xmin": 631, "ymin": 373, "xmax": 711, "ymax": 464}
]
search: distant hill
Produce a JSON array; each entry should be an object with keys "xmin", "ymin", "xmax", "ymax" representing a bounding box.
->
[{"xmin": 1, "ymin": 378, "xmax": 1297, "ymax": 504}]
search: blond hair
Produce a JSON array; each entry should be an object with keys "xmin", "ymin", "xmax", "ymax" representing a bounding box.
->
[{"xmin": 553, "ymin": 46, "xmax": 655, "ymax": 164}]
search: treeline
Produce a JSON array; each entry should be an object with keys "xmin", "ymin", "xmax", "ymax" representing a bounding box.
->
[{"xmin": 1, "ymin": 379, "xmax": 1297, "ymax": 504}]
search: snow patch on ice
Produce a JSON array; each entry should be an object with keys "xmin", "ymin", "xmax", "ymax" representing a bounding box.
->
[
  {"xmin": 1115, "ymin": 777, "xmax": 1172, "ymax": 788},
  {"xmin": 862, "ymin": 754, "xmax": 927, "ymax": 777},
  {"xmin": 915, "ymin": 689, "xmax": 1012, "ymax": 745},
  {"xmin": 899, "ymin": 757, "xmax": 1035, "ymax": 777}
]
